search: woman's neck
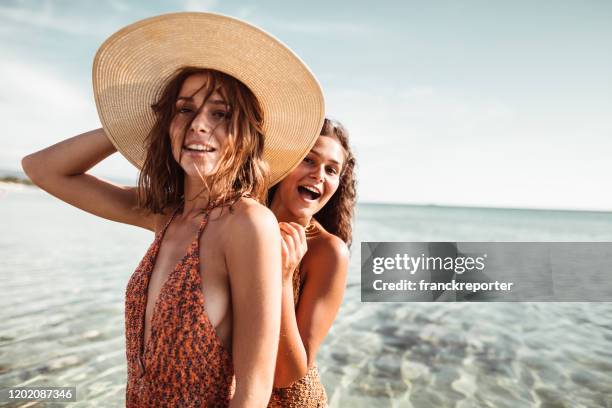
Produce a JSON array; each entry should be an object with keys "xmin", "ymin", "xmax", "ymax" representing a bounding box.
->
[
  {"xmin": 270, "ymin": 198, "xmax": 311, "ymax": 227},
  {"xmin": 181, "ymin": 177, "xmax": 214, "ymax": 216}
]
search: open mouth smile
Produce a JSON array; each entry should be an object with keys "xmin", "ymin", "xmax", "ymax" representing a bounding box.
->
[{"xmin": 297, "ymin": 185, "xmax": 322, "ymax": 202}]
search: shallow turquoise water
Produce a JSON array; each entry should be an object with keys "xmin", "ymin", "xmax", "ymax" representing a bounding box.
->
[{"xmin": 1, "ymin": 184, "xmax": 611, "ymax": 407}]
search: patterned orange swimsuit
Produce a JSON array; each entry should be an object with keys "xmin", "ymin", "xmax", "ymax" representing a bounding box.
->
[
  {"xmin": 125, "ymin": 203, "xmax": 234, "ymax": 407},
  {"xmin": 268, "ymin": 264, "xmax": 328, "ymax": 407}
]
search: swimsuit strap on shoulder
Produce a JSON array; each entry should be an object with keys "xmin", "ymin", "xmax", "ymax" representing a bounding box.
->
[{"xmin": 195, "ymin": 193, "xmax": 243, "ymax": 237}]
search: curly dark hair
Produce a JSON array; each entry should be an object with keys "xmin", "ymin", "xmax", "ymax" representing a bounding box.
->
[
  {"xmin": 313, "ymin": 118, "xmax": 357, "ymax": 247},
  {"xmin": 269, "ymin": 118, "xmax": 357, "ymax": 247}
]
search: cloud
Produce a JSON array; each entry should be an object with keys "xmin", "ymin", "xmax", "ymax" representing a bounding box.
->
[
  {"xmin": 327, "ymin": 85, "xmax": 516, "ymax": 149},
  {"xmin": 234, "ymin": 5, "xmax": 257, "ymax": 20},
  {"xmin": 183, "ymin": 0, "xmax": 219, "ymax": 12},
  {"xmin": 108, "ymin": 0, "xmax": 131, "ymax": 13},
  {"xmin": 0, "ymin": 1, "xmax": 124, "ymax": 37},
  {"xmin": 0, "ymin": 55, "xmax": 136, "ymax": 181},
  {"xmin": 326, "ymin": 84, "xmax": 612, "ymax": 210},
  {"xmin": 0, "ymin": 59, "xmax": 95, "ymax": 131},
  {"xmin": 270, "ymin": 20, "xmax": 371, "ymax": 35}
]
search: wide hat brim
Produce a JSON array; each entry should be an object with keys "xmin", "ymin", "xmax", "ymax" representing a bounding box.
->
[{"xmin": 93, "ymin": 12, "xmax": 324, "ymax": 185}]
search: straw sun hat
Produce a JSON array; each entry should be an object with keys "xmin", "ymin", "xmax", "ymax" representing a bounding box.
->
[{"xmin": 93, "ymin": 12, "xmax": 324, "ymax": 185}]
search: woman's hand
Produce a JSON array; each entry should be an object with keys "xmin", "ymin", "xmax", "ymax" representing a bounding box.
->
[
  {"xmin": 279, "ymin": 222, "xmax": 308, "ymax": 282},
  {"xmin": 272, "ymin": 228, "xmax": 350, "ymax": 388}
]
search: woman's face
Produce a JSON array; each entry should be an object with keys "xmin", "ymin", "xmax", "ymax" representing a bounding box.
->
[
  {"xmin": 169, "ymin": 73, "xmax": 231, "ymax": 179},
  {"xmin": 274, "ymin": 134, "xmax": 345, "ymax": 219}
]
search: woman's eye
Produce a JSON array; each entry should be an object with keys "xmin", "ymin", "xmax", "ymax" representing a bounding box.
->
[
  {"xmin": 178, "ymin": 107, "xmax": 193, "ymax": 114},
  {"xmin": 213, "ymin": 111, "xmax": 229, "ymax": 119},
  {"xmin": 303, "ymin": 157, "xmax": 315, "ymax": 164},
  {"xmin": 326, "ymin": 166, "xmax": 339, "ymax": 175}
]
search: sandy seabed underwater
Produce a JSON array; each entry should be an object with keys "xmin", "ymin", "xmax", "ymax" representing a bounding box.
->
[{"xmin": 1, "ymin": 183, "xmax": 612, "ymax": 407}]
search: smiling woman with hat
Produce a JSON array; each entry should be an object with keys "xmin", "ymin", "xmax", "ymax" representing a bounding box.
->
[{"xmin": 21, "ymin": 12, "xmax": 324, "ymax": 407}]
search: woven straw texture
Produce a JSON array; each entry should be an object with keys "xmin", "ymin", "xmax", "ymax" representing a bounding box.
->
[{"xmin": 93, "ymin": 12, "xmax": 324, "ymax": 185}]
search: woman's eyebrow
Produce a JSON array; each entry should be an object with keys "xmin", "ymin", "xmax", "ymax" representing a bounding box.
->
[
  {"xmin": 310, "ymin": 149, "xmax": 341, "ymax": 165},
  {"xmin": 176, "ymin": 96, "xmax": 227, "ymax": 105}
]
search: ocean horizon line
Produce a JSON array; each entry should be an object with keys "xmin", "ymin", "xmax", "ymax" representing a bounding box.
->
[
  {"xmin": 358, "ymin": 200, "xmax": 612, "ymax": 215},
  {"xmin": 2, "ymin": 168, "xmax": 610, "ymax": 215}
]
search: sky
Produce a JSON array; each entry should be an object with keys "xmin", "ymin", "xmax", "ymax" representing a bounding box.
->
[{"xmin": 1, "ymin": 0, "xmax": 611, "ymax": 210}]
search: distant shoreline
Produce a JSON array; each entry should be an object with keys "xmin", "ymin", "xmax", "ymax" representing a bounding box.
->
[
  {"xmin": 358, "ymin": 200, "xmax": 612, "ymax": 215},
  {"xmin": 1, "ymin": 174, "xmax": 609, "ymax": 214},
  {"xmin": 0, "ymin": 176, "xmax": 34, "ymax": 186}
]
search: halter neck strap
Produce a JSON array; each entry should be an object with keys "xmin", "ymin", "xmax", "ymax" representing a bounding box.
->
[
  {"xmin": 158, "ymin": 195, "xmax": 245, "ymax": 240},
  {"xmin": 157, "ymin": 204, "xmax": 183, "ymax": 238},
  {"xmin": 194, "ymin": 196, "xmax": 235, "ymax": 235}
]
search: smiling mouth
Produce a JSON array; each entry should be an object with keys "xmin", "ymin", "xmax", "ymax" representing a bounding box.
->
[
  {"xmin": 182, "ymin": 144, "xmax": 216, "ymax": 153},
  {"xmin": 297, "ymin": 186, "xmax": 321, "ymax": 201}
]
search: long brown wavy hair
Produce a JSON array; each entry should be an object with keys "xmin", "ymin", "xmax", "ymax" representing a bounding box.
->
[
  {"xmin": 137, "ymin": 67, "xmax": 269, "ymax": 214},
  {"xmin": 269, "ymin": 118, "xmax": 357, "ymax": 247}
]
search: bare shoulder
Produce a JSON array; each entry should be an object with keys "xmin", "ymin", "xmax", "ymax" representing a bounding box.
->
[
  {"xmin": 224, "ymin": 196, "xmax": 278, "ymax": 233},
  {"xmin": 303, "ymin": 227, "xmax": 350, "ymax": 277},
  {"xmin": 222, "ymin": 197, "xmax": 282, "ymax": 280}
]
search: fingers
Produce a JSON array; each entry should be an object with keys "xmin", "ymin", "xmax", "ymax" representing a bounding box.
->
[
  {"xmin": 279, "ymin": 222, "xmax": 307, "ymax": 254},
  {"xmin": 289, "ymin": 222, "xmax": 307, "ymax": 246},
  {"xmin": 280, "ymin": 234, "xmax": 289, "ymax": 269},
  {"xmin": 279, "ymin": 223, "xmax": 297, "ymax": 251},
  {"xmin": 279, "ymin": 225, "xmax": 296, "ymax": 258},
  {"xmin": 279, "ymin": 225, "xmax": 297, "ymax": 277}
]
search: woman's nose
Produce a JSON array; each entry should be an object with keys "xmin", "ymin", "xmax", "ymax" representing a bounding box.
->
[
  {"xmin": 309, "ymin": 166, "xmax": 325, "ymax": 182},
  {"xmin": 190, "ymin": 109, "xmax": 212, "ymax": 134}
]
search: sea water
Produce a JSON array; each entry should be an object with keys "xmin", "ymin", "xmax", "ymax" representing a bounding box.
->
[{"xmin": 1, "ymin": 184, "xmax": 611, "ymax": 407}]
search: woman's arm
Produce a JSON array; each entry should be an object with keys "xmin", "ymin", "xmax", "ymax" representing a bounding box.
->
[
  {"xmin": 273, "ymin": 224, "xmax": 349, "ymax": 388},
  {"xmin": 273, "ymin": 222, "xmax": 309, "ymax": 386},
  {"xmin": 225, "ymin": 202, "xmax": 283, "ymax": 407},
  {"xmin": 21, "ymin": 128, "xmax": 155, "ymax": 230}
]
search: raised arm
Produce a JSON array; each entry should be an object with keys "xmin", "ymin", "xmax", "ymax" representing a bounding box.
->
[
  {"xmin": 274, "ymin": 224, "xmax": 349, "ymax": 388},
  {"xmin": 21, "ymin": 128, "xmax": 155, "ymax": 230},
  {"xmin": 225, "ymin": 203, "xmax": 283, "ymax": 407}
]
